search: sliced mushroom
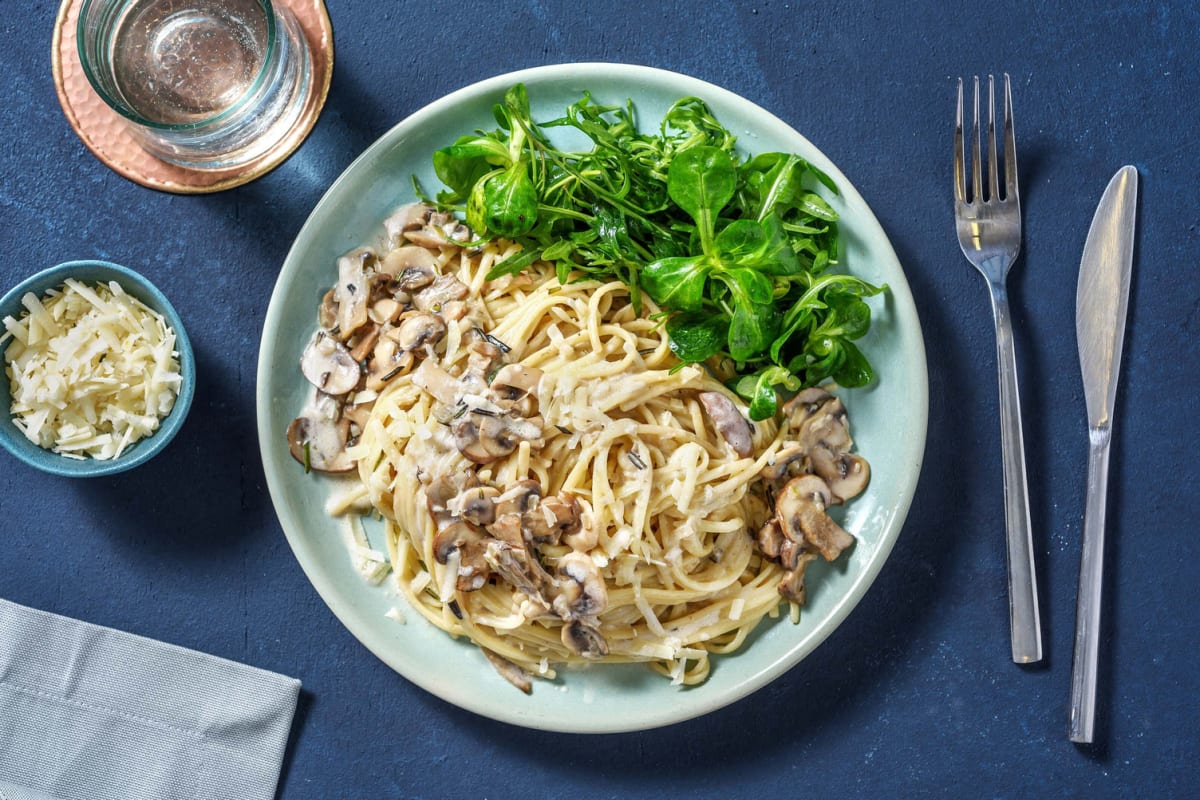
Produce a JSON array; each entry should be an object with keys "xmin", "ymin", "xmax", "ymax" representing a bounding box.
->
[
  {"xmin": 452, "ymin": 412, "xmax": 544, "ymax": 464},
  {"xmin": 300, "ymin": 332, "xmax": 361, "ymax": 396},
  {"xmin": 318, "ymin": 288, "xmax": 338, "ymax": 330},
  {"xmin": 775, "ymin": 474, "xmax": 854, "ymax": 562},
  {"xmin": 561, "ymin": 619, "xmax": 609, "ymax": 658},
  {"xmin": 552, "ymin": 552, "xmax": 608, "ymax": 618},
  {"xmin": 380, "ymin": 245, "xmax": 438, "ymax": 289},
  {"xmin": 452, "ymin": 417, "xmax": 494, "ymax": 464},
  {"xmin": 777, "ymin": 551, "xmax": 818, "ymax": 605},
  {"xmin": 490, "ymin": 364, "xmax": 542, "ymax": 418},
  {"xmin": 454, "ymin": 485, "xmax": 500, "ymax": 527},
  {"xmin": 333, "ymin": 248, "xmax": 374, "ymax": 340},
  {"xmin": 383, "ymin": 203, "xmax": 433, "ymax": 245},
  {"xmin": 413, "ymin": 274, "xmax": 469, "ymax": 313},
  {"xmin": 698, "ymin": 391, "xmax": 754, "ymax": 457},
  {"xmin": 411, "ymin": 359, "xmax": 463, "ymax": 406},
  {"xmin": 286, "ymin": 393, "xmax": 354, "ymax": 473},
  {"xmin": 760, "ymin": 442, "xmax": 808, "ymax": 483},
  {"xmin": 433, "ymin": 520, "xmax": 483, "ymax": 565},
  {"xmin": 433, "ymin": 522, "xmax": 492, "ymax": 593},
  {"xmin": 494, "ymin": 480, "xmax": 543, "ymax": 519},
  {"xmin": 369, "ymin": 297, "xmax": 404, "ymax": 325},
  {"xmin": 781, "ymin": 387, "xmax": 834, "ymax": 429},
  {"xmin": 348, "ymin": 322, "xmax": 381, "ymax": 363},
  {"xmin": 482, "ymin": 649, "xmax": 532, "ymax": 694},
  {"xmin": 791, "ymin": 394, "xmax": 852, "ymax": 454},
  {"xmin": 525, "ymin": 493, "xmax": 582, "ymax": 545},
  {"xmin": 366, "ymin": 337, "xmax": 415, "ymax": 391},
  {"xmin": 485, "ymin": 540, "xmax": 553, "ymax": 604},
  {"xmin": 755, "ymin": 518, "xmax": 785, "ymax": 560},
  {"xmin": 394, "ymin": 312, "xmax": 446, "ymax": 354},
  {"xmin": 809, "ymin": 447, "xmax": 871, "ymax": 503}
]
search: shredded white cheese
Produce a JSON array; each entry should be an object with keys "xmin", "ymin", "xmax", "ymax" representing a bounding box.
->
[{"xmin": 2, "ymin": 279, "xmax": 181, "ymax": 459}]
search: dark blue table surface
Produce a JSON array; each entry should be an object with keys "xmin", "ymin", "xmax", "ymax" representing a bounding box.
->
[{"xmin": 3, "ymin": 2, "xmax": 1198, "ymax": 797}]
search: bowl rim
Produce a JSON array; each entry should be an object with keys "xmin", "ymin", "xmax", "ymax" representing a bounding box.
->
[{"xmin": 0, "ymin": 259, "xmax": 196, "ymax": 477}]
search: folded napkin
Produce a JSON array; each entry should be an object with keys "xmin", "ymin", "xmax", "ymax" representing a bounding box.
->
[{"xmin": 0, "ymin": 599, "xmax": 300, "ymax": 800}]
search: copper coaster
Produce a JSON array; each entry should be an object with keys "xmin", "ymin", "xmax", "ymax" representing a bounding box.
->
[{"xmin": 51, "ymin": 0, "xmax": 334, "ymax": 194}]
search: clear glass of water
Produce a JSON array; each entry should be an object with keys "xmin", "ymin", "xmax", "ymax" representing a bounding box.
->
[{"xmin": 77, "ymin": 0, "xmax": 311, "ymax": 170}]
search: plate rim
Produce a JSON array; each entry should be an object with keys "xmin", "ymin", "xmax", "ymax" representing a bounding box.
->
[{"xmin": 257, "ymin": 62, "xmax": 929, "ymax": 733}]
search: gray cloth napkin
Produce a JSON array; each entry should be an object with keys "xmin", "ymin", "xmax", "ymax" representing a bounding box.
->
[{"xmin": 0, "ymin": 599, "xmax": 300, "ymax": 800}]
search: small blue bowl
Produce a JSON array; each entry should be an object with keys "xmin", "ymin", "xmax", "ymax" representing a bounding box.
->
[{"xmin": 0, "ymin": 260, "xmax": 195, "ymax": 477}]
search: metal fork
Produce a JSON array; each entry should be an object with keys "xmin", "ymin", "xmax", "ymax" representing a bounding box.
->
[{"xmin": 954, "ymin": 74, "xmax": 1043, "ymax": 663}]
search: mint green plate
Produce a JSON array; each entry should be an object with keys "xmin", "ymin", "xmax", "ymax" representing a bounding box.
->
[{"xmin": 257, "ymin": 63, "xmax": 927, "ymax": 733}]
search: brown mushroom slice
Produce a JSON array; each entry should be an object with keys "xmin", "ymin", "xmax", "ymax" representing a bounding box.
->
[
  {"xmin": 365, "ymin": 337, "xmax": 415, "ymax": 391},
  {"xmin": 776, "ymin": 474, "xmax": 854, "ymax": 562},
  {"xmin": 433, "ymin": 520, "xmax": 483, "ymax": 565},
  {"xmin": 780, "ymin": 387, "xmax": 834, "ymax": 428},
  {"xmin": 379, "ymin": 244, "xmax": 438, "ymax": 285},
  {"xmin": 526, "ymin": 493, "xmax": 582, "ymax": 545},
  {"xmin": 809, "ymin": 446, "xmax": 871, "ymax": 503},
  {"xmin": 777, "ymin": 551, "xmax": 819, "ymax": 605},
  {"xmin": 284, "ymin": 407, "xmax": 350, "ymax": 474},
  {"xmin": 494, "ymin": 480, "xmax": 543, "ymax": 520},
  {"xmin": 552, "ymin": 552, "xmax": 608, "ymax": 618},
  {"xmin": 347, "ymin": 322, "xmax": 381, "ymax": 363},
  {"xmin": 490, "ymin": 364, "xmax": 543, "ymax": 418},
  {"xmin": 793, "ymin": 395, "xmax": 853, "ymax": 454},
  {"xmin": 561, "ymin": 619, "xmax": 609, "ymax": 658},
  {"xmin": 698, "ymin": 391, "xmax": 754, "ymax": 457},
  {"xmin": 452, "ymin": 412, "xmax": 544, "ymax": 464},
  {"xmin": 482, "ymin": 648, "xmax": 533, "ymax": 694},
  {"xmin": 393, "ymin": 312, "xmax": 446, "ymax": 354},
  {"xmin": 755, "ymin": 518, "xmax": 785, "ymax": 560},
  {"xmin": 411, "ymin": 360, "xmax": 464, "ymax": 406},
  {"xmin": 453, "ymin": 485, "xmax": 500, "ymax": 527},
  {"xmin": 383, "ymin": 203, "xmax": 433, "ymax": 245},
  {"xmin": 485, "ymin": 540, "xmax": 553, "ymax": 604},
  {"xmin": 334, "ymin": 248, "xmax": 375, "ymax": 340},
  {"xmin": 413, "ymin": 274, "xmax": 469, "ymax": 313},
  {"xmin": 760, "ymin": 442, "xmax": 808, "ymax": 483},
  {"xmin": 318, "ymin": 288, "xmax": 338, "ymax": 329},
  {"xmin": 300, "ymin": 332, "xmax": 361, "ymax": 396}
]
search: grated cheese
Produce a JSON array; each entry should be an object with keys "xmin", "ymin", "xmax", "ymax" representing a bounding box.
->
[{"xmin": 2, "ymin": 279, "xmax": 181, "ymax": 459}]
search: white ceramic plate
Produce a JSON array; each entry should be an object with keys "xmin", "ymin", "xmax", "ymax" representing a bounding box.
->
[{"xmin": 257, "ymin": 63, "xmax": 928, "ymax": 733}]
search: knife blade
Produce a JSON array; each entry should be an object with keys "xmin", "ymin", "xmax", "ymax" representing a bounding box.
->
[{"xmin": 1069, "ymin": 165, "xmax": 1138, "ymax": 744}]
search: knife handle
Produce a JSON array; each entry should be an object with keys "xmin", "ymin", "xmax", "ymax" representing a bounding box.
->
[
  {"xmin": 990, "ymin": 283, "xmax": 1044, "ymax": 663},
  {"xmin": 1070, "ymin": 426, "xmax": 1111, "ymax": 743}
]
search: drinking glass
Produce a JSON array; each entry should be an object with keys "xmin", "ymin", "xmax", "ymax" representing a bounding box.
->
[{"xmin": 77, "ymin": 0, "xmax": 311, "ymax": 170}]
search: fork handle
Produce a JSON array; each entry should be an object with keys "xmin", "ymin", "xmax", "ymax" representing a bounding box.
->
[
  {"xmin": 989, "ymin": 282, "xmax": 1043, "ymax": 663},
  {"xmin": 1069, "ymin": 426, "xmax": 1111, "ymax": 743}
]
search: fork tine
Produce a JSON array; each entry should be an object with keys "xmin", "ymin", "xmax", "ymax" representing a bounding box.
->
[
  {"xmin": 954, "ymin": 78, "xmax": 966, "ymax": 203},
  {"xmin": 1002, "ymin": 73, "xmax": 1018, "ymax": 201},
  {"xmin": 970, "ymin": 76, "xmax": 983, "ymax": 204},
  {"xmin": 987, "ymin": 75, "xmax": 1000, "ymax": 202}
]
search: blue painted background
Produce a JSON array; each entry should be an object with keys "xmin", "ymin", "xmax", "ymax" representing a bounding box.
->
[{"xmin": 2, "ymin": 1, "xmax": 1198, "ymax": 797}]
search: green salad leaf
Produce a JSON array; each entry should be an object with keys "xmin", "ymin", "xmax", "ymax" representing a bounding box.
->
[{"xmin": 423, "ymin": 85, "xmax": 886, "ymax": 419}]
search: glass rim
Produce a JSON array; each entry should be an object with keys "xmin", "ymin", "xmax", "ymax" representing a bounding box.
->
[{"xmin": 76, "ymin": 0, "xmax": 280, "ymax": 132}]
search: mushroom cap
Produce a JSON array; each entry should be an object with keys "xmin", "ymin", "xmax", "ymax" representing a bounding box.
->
[
  {"xmin": 560, "ymin": 619, "xmax": 609, "ymax": 658},
  {"xmin": 286, "ymin": 414, "xmax": 354, "ymax": 473},
  {"xmin": 553, "ymin": 551, "xmax": 608, "ymax": 618},
  {"xmin": 394, "ymin": 312, "xmax": 446, "ymax": 352},
  {"xmin": 300, "ymin": 333, "xmax": 361, "ymax": 396},
  {"xmin": 775, "ymin": 474, "xmax": 854, "ymax": 562},
  {"xmin": 809, "ymin": 447, "xmax": 871, "ymax": 503}
]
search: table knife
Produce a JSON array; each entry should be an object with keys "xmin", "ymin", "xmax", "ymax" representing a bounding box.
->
[{"xmin": 1069, "ymin": 165, "xmax": 1138, "ymax": 744}]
